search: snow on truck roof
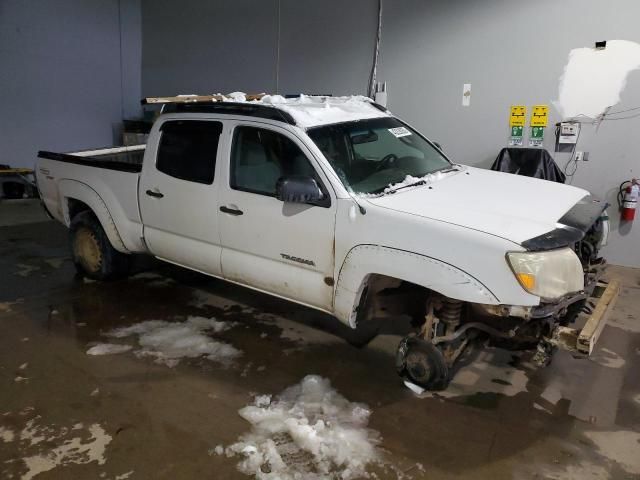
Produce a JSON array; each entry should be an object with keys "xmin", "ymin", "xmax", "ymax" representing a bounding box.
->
[
  {"xmin": 256, "ymin": 94, "xmax": 390, "ymax": 128},
  {"xmin": 145, "ymin": 93, "xmax": 390, "ymax": 128}
]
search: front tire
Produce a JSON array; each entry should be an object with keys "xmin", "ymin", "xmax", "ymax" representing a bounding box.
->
[
  {"xmin": 396, "ymin": 335, "xmax": 450, "ymax": 391},
  {"xmin": 70, "ymin": 211, "xmax": 130, "ymax": 281}
]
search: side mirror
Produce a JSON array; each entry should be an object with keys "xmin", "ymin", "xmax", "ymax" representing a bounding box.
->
[{"xmin": 276, "ymin": 175, "xmax": 324, "ymax": 205}]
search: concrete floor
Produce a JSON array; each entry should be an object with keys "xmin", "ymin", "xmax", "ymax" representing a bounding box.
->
[{"xmin": 1, "ymin": 200, "xmax": 639, "ymax": 479}]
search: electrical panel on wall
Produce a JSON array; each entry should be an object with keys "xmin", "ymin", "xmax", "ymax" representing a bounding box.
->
[
  {"xmin": 555, "ymin": 121, "xmax": 581, "ymax": 153},
  {"xmin": 559, "ymin": 123, "xmax": 580, "ymax": 144}
]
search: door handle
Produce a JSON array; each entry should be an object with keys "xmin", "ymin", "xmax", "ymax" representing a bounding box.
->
[
  {"xmin": 219, "ymin": 206, "xmax": 243, "ymax": 216},
  {"xmin": 146, "ymin": 189, "xmax": 164, "ymax": 198}
]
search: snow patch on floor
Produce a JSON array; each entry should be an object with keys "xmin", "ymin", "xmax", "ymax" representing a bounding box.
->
[
  {"xmin": 43, "ymin": 257, "xmax": 66, "ymax": 269},
  {"xmin": 0, "ymin": 414, "xmax": 112, "ymax": 480},
  {"xmin": 14, "ymin": 263, "xmax": 40, "ymax": 277},
  {"xmin": 584, "ymin": 430, "xmax": 640, "ymax": 474},
  {"xmin": 536, "ymin": 460, "xmax": 610, "ymax": 480},
  {"xmin": 86, "ymin": 343, "xmax": 133, "ymax": 356},
  {"xmin": 0, "ymin": 426, "xmax": 14, "ymax": 443},
  {"xmin": 20, "ymin": 418, "xmax": 50, "ymax": 446},
  {"xmin": 0, "ymin": 298, "xmax": 24, "ymax": 313},
  {"xmin": 590, "ymin": 347, "xmax": 626, "ymax": 369},
  {"xmin": 114, "ymin": 471, "xmax": 135, "ymax": 479},
  {"xmin": 21, "ymin": 423, "xmax": 111, "ymax": 480},
  {"xmin": 104, "ymin": 316, "xmax": 241, "ymax": 367},
  {"xmin": 215, "ymin": 375, "xmax": 383, "ymax": 479}
]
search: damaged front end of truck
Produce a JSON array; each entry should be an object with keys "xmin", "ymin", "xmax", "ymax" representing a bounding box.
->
[{"xmin": 395, "ymin": 196, "xmax": 620, "ymax": 391}]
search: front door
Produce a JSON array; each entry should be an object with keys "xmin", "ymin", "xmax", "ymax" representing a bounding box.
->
[
  {"xmin": 218, "ymin": 122, "xmax": 336, "ymax": 311},
  {"xmin": 139, "ymin": 119, "xmax": 224, "ymax": 275}
]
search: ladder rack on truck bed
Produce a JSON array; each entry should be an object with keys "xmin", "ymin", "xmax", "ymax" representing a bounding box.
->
[{"xmin": 142, "ymin": 94, "xmax": 297, "ymax": 124}]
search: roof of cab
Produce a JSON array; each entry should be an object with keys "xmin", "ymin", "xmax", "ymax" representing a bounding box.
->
[{"xmin": 144, "ymin": 94, "xmax": 390, "ymax": 129}]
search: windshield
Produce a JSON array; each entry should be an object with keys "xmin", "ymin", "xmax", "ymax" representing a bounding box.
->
[{"xmin": 307, "ymin": 117, "xmax": 451, "ymax": 194}]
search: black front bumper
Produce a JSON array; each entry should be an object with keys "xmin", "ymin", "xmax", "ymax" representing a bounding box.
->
[{"xmin": 522, "ymin": 196, "xmax": 607, "ymax": 252}]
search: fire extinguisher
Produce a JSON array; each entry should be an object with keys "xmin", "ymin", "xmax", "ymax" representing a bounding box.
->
[{"xmin": 619, "ymin": 179, "xmax": 640, "ymax": 222}]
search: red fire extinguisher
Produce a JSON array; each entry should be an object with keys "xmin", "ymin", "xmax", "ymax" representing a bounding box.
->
[{"xmin": 620, "ymin": 179, "xmax": 640, "ymax": 222}]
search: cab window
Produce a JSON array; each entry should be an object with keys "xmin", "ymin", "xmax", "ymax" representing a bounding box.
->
[
  {"xmin": 156, "ymin": 120, "xmax": 222, "ymax": 184},
  {"xmin": 230, "ymin": 126, "xmax": 316, "ymax": 196}
]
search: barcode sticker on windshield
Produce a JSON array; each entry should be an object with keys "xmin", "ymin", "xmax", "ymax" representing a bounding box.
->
[{"xmin": 388, "ymin": 127, "xmax": 412, "ymax": 138}]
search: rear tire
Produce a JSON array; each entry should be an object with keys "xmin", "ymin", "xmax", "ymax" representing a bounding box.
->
[
  {"xmin": 396, "ymin": 335, "xmax": 450, "ymax": 391},
  {"xmin": 69, "ymin": 211, "xmax": 130, "ymax": 281}
]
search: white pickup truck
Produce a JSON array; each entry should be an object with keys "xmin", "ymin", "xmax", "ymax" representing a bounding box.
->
[{"xmin": 36, "ymin": 94, "xmax": 616, "ymax": 390}]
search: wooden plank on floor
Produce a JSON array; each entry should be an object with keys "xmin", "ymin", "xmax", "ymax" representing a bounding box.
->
[{"xmin": 578, "ymin": 278, "xmax": 621, "ymax": 355}]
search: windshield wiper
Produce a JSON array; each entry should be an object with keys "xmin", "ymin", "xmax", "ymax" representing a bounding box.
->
[
  {"xmin": 385, "ymin": 179, "xmax": 428, "ymax": 195},
  {"xmin": 370, "ymin": 166, "xmax": 460, "ymax": 196},
  {"xmin": 382, "ymin": 166, "xmax": 461, "ymax": 195},
  {"xmin": 433, "ymin": 165, "xmax": 459, "ymax": 174}
]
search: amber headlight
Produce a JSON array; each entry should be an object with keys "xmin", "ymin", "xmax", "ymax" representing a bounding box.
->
[{"xmin": 507, "ymin": 247, "xmax": 584, "ymax": 300}]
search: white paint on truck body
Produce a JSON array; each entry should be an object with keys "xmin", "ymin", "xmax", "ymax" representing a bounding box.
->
[{"xmin": 36, "ymin": 98, "xmax": 592, "ymax": 325}]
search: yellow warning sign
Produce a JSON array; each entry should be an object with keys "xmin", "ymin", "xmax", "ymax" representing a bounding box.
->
[
  {"xmin": 509, "ymin": 105, "xmax": 527, "ymax": 127},
  {"xmin": 530, "ymin": 105, "xmax": 549, "ymax": 127}
]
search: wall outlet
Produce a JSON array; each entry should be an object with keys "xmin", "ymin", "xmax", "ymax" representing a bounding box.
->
[{"xmin": 574, "ymin": 151, "xmax": 584, "ymax": 162}]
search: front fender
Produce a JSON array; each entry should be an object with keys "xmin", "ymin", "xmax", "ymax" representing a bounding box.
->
[
  {"xmin": 334, "ymin": 244, "xmax": 499, "ymax": 326},
  {"xmin": 58, "ymin": 179, "xmax": 129, "ymax": 253}
]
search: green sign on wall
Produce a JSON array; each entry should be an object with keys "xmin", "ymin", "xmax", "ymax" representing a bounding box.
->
[
  {"xmin": 531, "ymin": 126, "xmax": 544, "ymax": 138},
  {"xmin": 509, "ymin": 126, "xmax": 524, "ymax": 146},
  {"xmin": 529, "ymin": 126, "xmax": 544, "ymax": 147}
]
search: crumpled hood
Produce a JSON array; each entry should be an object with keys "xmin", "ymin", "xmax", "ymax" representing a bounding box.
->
[{"xmin": 364, "ymin": 166, "xmax": 589, "ymax": 245}]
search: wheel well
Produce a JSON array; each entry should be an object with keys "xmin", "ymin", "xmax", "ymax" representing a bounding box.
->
[
  {"xmin": 356, "ymin": 274, "xmax": 432, "ymax": 325},
  {"xmin": 67, "ymin": 198, "xmax": 93, "ymax": 222}
]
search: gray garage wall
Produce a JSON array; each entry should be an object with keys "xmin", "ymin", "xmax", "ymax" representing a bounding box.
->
[
  {"xmin": 141, "ymin": 0, "xmax": 279, "ymax": 96},
  {"xmin": 140, "ymin": 0, "xmax": 377, "ymax": 97},
  {"xmin": 142, "ymin": 0, "xmax": 640, "ymax": 267},
  {"xmin": 0, "ymin": 0, "xmax": 141, "ymax": 169}
]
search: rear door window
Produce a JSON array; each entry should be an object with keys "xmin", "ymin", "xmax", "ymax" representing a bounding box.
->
[{"xmin": 157, "ymin": 120, "xmax": 222, "ymax": 184}]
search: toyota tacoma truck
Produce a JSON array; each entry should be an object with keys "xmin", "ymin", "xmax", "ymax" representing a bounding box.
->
[{"xmin": 36, "ymin": 94, "xmax": 617, "ymax": 390}]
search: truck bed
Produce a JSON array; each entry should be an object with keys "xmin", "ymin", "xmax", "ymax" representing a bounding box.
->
[
  {"xmin": 36, "ymin": 145, "xmax": 147, "ymax": 254},
  {"xmin": 38, "ymin": 145, "xmax": 146, "ymax": 173}
]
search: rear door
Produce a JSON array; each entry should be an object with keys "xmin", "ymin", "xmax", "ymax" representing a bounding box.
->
[
  {"xmin": 217, "ymin": 121, "xmax": 336, "ymax": 311},
  {"xmin": 139, "ymin": 118, "xmax": 225, "ymax": 275}
]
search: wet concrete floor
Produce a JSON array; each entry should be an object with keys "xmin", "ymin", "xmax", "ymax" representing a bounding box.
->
[{"xmin": 1, "ymin": 206, "xmax": 639, "ymax": 479}]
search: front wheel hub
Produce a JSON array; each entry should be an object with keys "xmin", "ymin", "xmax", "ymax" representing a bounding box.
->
[{"xmin": 396, "ymin": 335, "xmax": 449, "ymax": 391}]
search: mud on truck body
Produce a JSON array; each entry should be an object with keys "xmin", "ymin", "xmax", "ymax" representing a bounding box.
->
[{"xmin": 35, "ymin": 94, "xmax": 618, "ymax": 390}]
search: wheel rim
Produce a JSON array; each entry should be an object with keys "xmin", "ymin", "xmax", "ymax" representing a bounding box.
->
[
  {"xmin": 74, "ymin": 227, "xmax": 102, "ymax": 273},
  {"xmin": 406, "ymin": 350, "xmax": 432, "ymax": 384}
]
